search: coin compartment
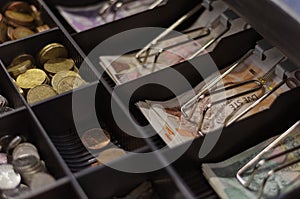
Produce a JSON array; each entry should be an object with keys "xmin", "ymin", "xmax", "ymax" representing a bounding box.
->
[
  {"xmin": 44, "ymin": 0, "xmax": 201, "ymax": 34},
  {"xmin": 32, "ymin": 82, "xmax": 151, "ymax": 173},
  {"xmin": 0, "ymin": 28, "xmax": 99, "ymax": 105},
  {"xmin": 0, "ymin": 59, "xmax": 25, "ymax": 111},
  {"xmin": 0, "ymin": 0, "xmax": 57, "ymax": 45},
  {"xmin": 0, "ymin": 108, "xmax": 71, "ymax": 191}
]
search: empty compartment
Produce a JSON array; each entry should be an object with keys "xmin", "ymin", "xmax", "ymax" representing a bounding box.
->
[
  {"xmin": 0, "ymin": 28, "xmax": 98, "ymax": 105},
  {"xmin": 32, "ymin": 82, "xmax": 150, "ymax": 173}
]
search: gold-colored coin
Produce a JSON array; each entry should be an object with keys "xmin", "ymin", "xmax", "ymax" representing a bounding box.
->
[
  {"xmin": 36, "ymin": 24, "xmax": 50, "ymax": 33},
  {"xmin": 81, "ymin": 128, "xmax": 111, "ymax": 150},
  {"xmin": 7, "ymin": 27, "xmax": 14, "ymax": 40},
  {"xmin": 12, "ymin": 27, "xmax": 34, "ymax": 40},
  {"xmin": 27, "ymin": 85, "xmax": 57, "ymax": 104},
  {"xmin": 7, "ymin": 59, "xmax": 35, "ymax": 78},
  {"xmin": 10, "ymin": 54, "xmax": 35, "ymax": 66},
  {"xmin": 30, "ymin": 4, "xmax": 43, "ymax": 26},
  {"xmin": 51, "ymin": 71, "xmax": 79, "ymax": 92},
  {"xmin": 38, "ymin": 43, "xmax": 68, "ymax": 65},
  {"xmin": 5, "ymin": 10, "xmax": 34, "ymax": 24},
  {"xmin": 6, "ymin": 1, "xmax": 32, "ymax": 13},
  {"xmin": 16, "ymin": 69, "xmax": 47, "ymax": 89},
  {"xmin": 11, "ymin": 79, "xmax": 24, "ymax": 96},
  {"xmin": 96, "ymin": 148, "xmax": 126, "ymax": 164},
  {"xmin": 57, "ymin": 76, "xmax": 86, "ymax": 94},
  {"xmin": 44, "ymin": 58, "xmax": 75, "ymax": 74}
]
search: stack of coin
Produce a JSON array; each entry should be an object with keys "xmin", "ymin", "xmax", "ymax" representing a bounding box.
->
[
  {"xmin": 0, "ymin": 1, "xmax": 51, "ymax": 43},
  {"xmin": 0, "ymin": 135, "xmax": 55, "ymax": 197},
  {"xmin": 7, "ymin": 43, "xmax": 86, "ymax": 104},
  {"xmin": 0, "ymin": 94, "xmax": 14, "ymax": 115}
]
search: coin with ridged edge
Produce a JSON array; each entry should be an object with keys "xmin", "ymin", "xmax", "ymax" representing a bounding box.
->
[
  {"xmin": 16, "ymin": 69, "xmax": 47, "ymax": 89},
  {"xmin": 0, "ymin": 164, "xmax": 21, "ymax": 190},
  {"xmin": 44, "ymin": 58, "xmax": 75, "ymax": 74},
  {"xmin": 81, "ymin": 128, "xmax": 111, "ymax": 150},
  {"xmin": 57, "ymin": 76, "xmax": 86, "ymax": 94},
  {"xmin": 12, "ymin": 27, "xmax": 34, "ymax": 40},
  {"xmin": 96, "ymin": 148, "xmax": 126, "ymax": 164},
  {"xmin": 51, "ymin": 70, "xmax": 79, "ymax": 92},
  {"xmin": 38, "ymin": 43, "xmax": 68, "ymax": 65},
  {"xmin": 27, "ymin": 85, "xmax": 57, "ymax": 104}
]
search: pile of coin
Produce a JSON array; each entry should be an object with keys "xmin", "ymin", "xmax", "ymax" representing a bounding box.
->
[
  {"xmin": 0, "ymin": 135, "xmax": 55, "ymax": 198},
  {"xmin": 0, "ymin": 1, "xmax": 51, "ymax": 43},
  {"xmin": 0, "ymin": 94, "xmax": 14, "ymax": 115},
  {"xmin": 7, "ymin": 42, "xmax": 86, "ymax": 104}
]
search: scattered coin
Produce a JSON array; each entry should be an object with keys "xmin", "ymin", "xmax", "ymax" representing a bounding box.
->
[
  {"xmin": 7, "ymin": 59, "xmax": 35, "ymax": 78},
  {"xmin": 44, "ymin": 58, "xmax": 75, "ymax": 74},
  {"xmin": 38, "ymin": 43, "xmax": 68, "ymax": 65},
  {"xmin": 10, "ymin": 54, "xmax": 36, "ymax": 66},
  {"xmin": 96, "ymin": 148, "xmax": 127, "ymax": 164},
  {"xmin": 1, "ymin": 184, "xmax": 30, "ymax": 199},
  {"xmin": 30, "ymin": 173, "xmax": 55, "ymax": 190},
  {"xmin": 16, "ymin": 69, "xmax": 47, "ymax": 89},
  {"xmin": 51, "ymin": 70, "xmax": 79, "ymax": 91},
  {"xmin": 27, "ymin": 84, "xmax": 57, "ymax": 104},
  {"xmin": 12, "ymin": 27, "xmax": 35, "ymax": 40},
  {"xmin": 57, "ymin": 76, "xmax": 86, "ymax": 94},
  {"xmin": 0, "ymin": 164, "xmax": 21, "ymax": 190},
  {"xmin": 81, "ymin": 128, "xmax": 111, "ymax": 150}
]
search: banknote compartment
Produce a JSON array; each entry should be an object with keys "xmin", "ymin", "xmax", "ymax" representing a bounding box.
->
[
  {"xmin": 0, "ymin": 59, "xmax": 25, "ymax": 112},
  {"xmin": 0, "ymin": 0, "xmax": 57, "ymax": 45},
  {"xmin": 76, "ymin": 161, "xmax": 184, "ymax": 199},
  {"xmin": 32, "ymin": 82, "xmax": 150, "ymax": 173},
  {"xmin": 43, "ymin": 0, "xmax": 201, "ymax": 34},
  {"xmin": 0, "ymin": 28, "xmax": 99, "ymax": 106}
]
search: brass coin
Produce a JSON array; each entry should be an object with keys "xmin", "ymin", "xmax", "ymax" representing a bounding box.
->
[
  {"xmin": 27, "ymin": 84, "xmax": 57, "ymax": 104},
  {"xmin": 44, "ymin": 58, "xmax": 75, "ymax": 74},
  {"xmin": 5, "ymin": 10, "xmax": 34, "ymax": 24},
  {"xmin": 57, "ymin": 76, "xmax": 86, "ymax": 94},
  {"xmin": 96, "ymin": 148, "xmax": 126, "ymax": 164},
  {"xmin": 36, "ymin": 24, "xmax": 50, "ymax": 33},
  {"xmin": 7, "ymin": 26, "xmax": 14, "ymax": 40},
  {"xmin": 30, "ymin": 5, "xmax": 43, "ymax": 26},
  {"xmin": 6, "ymin": 1, "xmax": 32, "ymax": 13},
  {"xmin": 51, "ymin": 71, "xmax": 79, "ymax": 92},
  {"xmin": 12, "ymin": 27, "xmax": 34, "ymax": 40},
  {"xmin": 16, "ymin": 69, "xmax": 47, "ymax": 89},
  {"xmin": 10, "ymin": 54, "xmax": 35, "ymax": 66},
  {"xmin": 81, "ymin": 128, "xmax": 111, "ymax": 150},
  {"xmin": 38, "ymin": 43, "xmax": 68, "ymax": 65},
  {"xmin": 7, "ymin": 60, "xmax": 34, "ymax": 78}
]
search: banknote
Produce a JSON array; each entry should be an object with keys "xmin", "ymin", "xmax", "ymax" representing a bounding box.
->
[
  {"xmin": 202, "ymin": 123, "xmax": 300, "ymax": 199},
  {"xmin": 136, "ymin": 51, "xmax": 295, "ymax": 147},
  {"xmin": 99, "ymin": 28, "xmax": 211, "ymax": 84},
  {"xmin": 57, "ymin": 0, "xmax": 167, "ymax": 32}
]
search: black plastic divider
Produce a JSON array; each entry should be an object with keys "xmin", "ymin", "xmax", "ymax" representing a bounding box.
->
[
  {"xmin": 0, "ymin": 0, "xmax": 57, "ymax": 45},
  {"xmin": 0, "ymin": 60, "xmax": 24, "ymax": 114},
  {"xmin": 44, "ymin": 0, "xmax": 203, "ymax": 35}
]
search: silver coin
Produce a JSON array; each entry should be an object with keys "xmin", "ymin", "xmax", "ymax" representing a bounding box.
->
[
  {"xmin": 0, "ymin": 164, "xmax": 21, "ymax": 190},
  {"xmin": 6, "ymin": 136, "xmax": 23, "ymax": 154},
  {"xmin": 0, "ymin": 95, "xmax": 8, "ymax": 107},
  {"xmin": 0, "ymin": 153, "xmax": 8, "ymax": 164},
  {"xmin": 30, "ymin": 173, "xmax": 55, "ymax": 190},
  {"xmin": 12, "ymin": 142, "xmax": 40, "ymax": 160},
  {"xmin": 1, "ymin": 184, "xmax": 30, "ymax": 199}
]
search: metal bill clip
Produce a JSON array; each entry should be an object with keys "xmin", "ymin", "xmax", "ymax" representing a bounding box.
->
[
  {"xmin": 181, "ymin": 50, "xmax": 254, "ymax": 119},
  {"xmin": 99, "ymin": 0, "xmax": 167, "ymax": 20},
  {"xmin": 236, "ymin": 121, "xmax": 300, "ymax": 199}
]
